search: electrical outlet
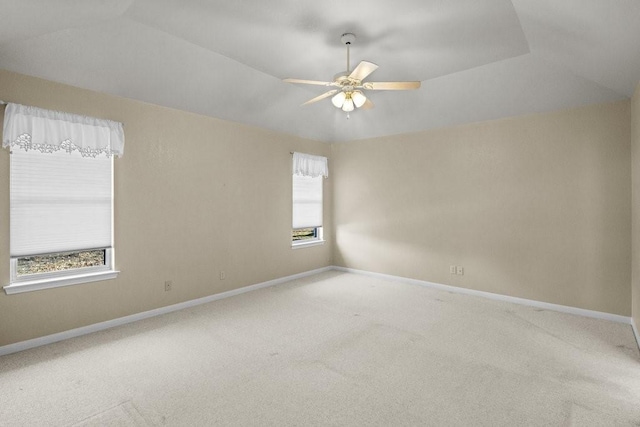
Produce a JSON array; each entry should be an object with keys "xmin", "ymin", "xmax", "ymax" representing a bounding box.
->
[
  {"xmin": 456, "ymin": 266, "xmax": 464, "ymax": 275},
  {"xmin": 450, "ymin": 265, "xmax": 457, "ymax": 274},
  {"xmin": 219, "ymin": 271, "xmax": 226, "ymax": 280},
  {"xmin": 164, "ymin": 280, "xmax": 172, "ymax": 292}
]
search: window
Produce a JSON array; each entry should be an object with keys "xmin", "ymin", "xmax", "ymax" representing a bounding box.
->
[
  {"xmin": 292, "ymin": 174, "xmax": 324, "ymax": 244},
  {"xmin": 292, "ymin": 152, "xmax": 328, "ymax": 247},
  {"xmin": 2, "ymin": 103, "xmax": 124, "ymax": 294}
]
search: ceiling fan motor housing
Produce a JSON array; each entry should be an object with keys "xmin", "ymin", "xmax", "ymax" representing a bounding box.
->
[{"xmin": 333, "ymin": 72, "xmax": 350, "ymax": 82}]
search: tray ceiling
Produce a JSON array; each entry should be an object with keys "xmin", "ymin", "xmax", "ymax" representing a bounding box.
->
[{"xmin": 1, "ymin": 0, "xmax": 639, "ymax": 142}]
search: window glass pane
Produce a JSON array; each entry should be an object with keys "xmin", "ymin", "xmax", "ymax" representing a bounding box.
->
[
  {"xmin": 292, "ymin": 228, "xmax": 317, "ymax": 241},
  {"xmin": 17, "ymin": 249, "xmax": 106, "ymax": 276}
]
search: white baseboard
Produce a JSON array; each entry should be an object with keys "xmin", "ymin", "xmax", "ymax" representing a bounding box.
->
[
  {"xmin": 0, "ymin": 266, "xmax": 333, "ymax": 357},
  {"xmin": 633, "ymin": 319, "xmax": 640, "ymax": 351},
  {"xmin": 2, "ymin": 265, "xmax": 636, "ymax": 357},
  {"xmin": 333, "ymin": 266, "xmax": 633, "ymax": 325}
]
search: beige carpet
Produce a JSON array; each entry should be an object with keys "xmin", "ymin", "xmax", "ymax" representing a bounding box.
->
[{"xmin": 1, "ymin": 271, "xmax": 639, "ymax": 426}]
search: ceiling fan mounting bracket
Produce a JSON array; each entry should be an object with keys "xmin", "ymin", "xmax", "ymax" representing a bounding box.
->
[{"xmin": 341, "ymin": 33, "xmax": 356, "ymax": 45}]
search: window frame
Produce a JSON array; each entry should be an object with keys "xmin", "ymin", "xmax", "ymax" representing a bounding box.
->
[
  {"xmin": 4, "ymin": 150, "xmax": 118, "ymax": 295},
  {"xmin": 4, "ymin": 270, "xmax": 119, "ymax": 294},
  {"xmin": 5, "ymin": 247, "xmax": 118, "ymax": 294},
  {"xmin": 10, "ymin": 247, "xmax": 114, "ymax": 282},
  {"xmin": 292, "ymin": 226, "xmax": 324, "ymax": 249},
  {"xmin": 291, "ymin": 173, "xmax": 325, "ymax": 249}
]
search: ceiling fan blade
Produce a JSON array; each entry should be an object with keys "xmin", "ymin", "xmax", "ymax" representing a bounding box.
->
[
  {"xmin": 349, "ymin": 61, "xmax": 379, "ymax": 81},
  {"xmin": 284, "ymin": 78, "xmax": 333, "ymax": 86},
  {"xmin": 364, "ymin": 81, "xmax": 421, "ymax": 90},
  {"xmin": 361, "ymin": 98, "xmax": 375, "ymax": 110},
  {"xmin": 302, "ymin": 89, "xmax": 339, "ymax": 106}
]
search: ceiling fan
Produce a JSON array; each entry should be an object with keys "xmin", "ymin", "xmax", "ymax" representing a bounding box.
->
[{"xmin": 284, "ymin": 33, "xmax": 421, "ymax": 113}]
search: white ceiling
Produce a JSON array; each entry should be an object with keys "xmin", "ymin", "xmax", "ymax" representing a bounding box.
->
[{"xmin": 1, "ymin": 0, "xmax": 639, "ymax": 143}]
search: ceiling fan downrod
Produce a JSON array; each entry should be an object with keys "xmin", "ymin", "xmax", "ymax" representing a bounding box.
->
[
  {"xmin": 341, "ymin": 33, "xmax": 356, "ymax": 74},
  {"xmin": 340, "ymin": 33, "xmax": 357, "ymax": 118}
]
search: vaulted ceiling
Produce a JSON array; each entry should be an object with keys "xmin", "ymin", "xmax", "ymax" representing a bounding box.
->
[{"xmin": 1, "ymin": 0, "xmax": 639, "ymax": 142}]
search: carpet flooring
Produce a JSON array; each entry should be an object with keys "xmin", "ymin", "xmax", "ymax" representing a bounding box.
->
[{"xmin": 1, "ymin": 271, "xmax": 639, "ymax": 426}]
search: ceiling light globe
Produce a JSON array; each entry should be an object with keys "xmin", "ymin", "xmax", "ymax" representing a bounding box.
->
[
  {"xmin": 342, "ymin": 98, "xmax": 355, "ymax": 112},
  {"xmin": 352, "ymin": 91, "xmax": 367, "ymax": 108},
  {"xmin": 332, "ymin": 92, "xmax": 346, "ymax": 108}
]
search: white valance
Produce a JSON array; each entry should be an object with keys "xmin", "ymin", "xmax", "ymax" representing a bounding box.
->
[
  {"xmin": 2, "ymin": 103, "xmax": 124, "ymax": 158},
  {"xmin": 292, "ymin": 152, "xmax": 328, "ymax": 178}
]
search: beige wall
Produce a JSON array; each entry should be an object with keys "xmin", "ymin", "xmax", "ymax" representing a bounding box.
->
[
  {"xmin": 0, "ymin": 68, "xmax": 635, "ymax": 348},
  {"xmin": 0, "ymin": 69, "xmax": 332, "ymax": 346},
  {"xmin": 632, "ymin": 83, "xmax": 640, "ymax": 333},
  {"xmin": 332, "ymin": 101, "xmax": 631, "ymax": 316}
]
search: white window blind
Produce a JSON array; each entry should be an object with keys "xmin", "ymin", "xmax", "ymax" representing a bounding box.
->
[
  {"xmin": 292, "ymin": 174, "xmax": 323, "ymax": 229},
  {"xmin": 10, "ymin": 148, "xmax": 112, "ymax": 257},
  {"xmin": 292, "ymin": 152, "xmax": 327, "ymax": 230}
]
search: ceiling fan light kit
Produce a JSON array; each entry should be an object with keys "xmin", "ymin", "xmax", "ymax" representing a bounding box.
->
[
  {"xmin": 284, "ymin": 33, "xmax": 421, "ymax": 115},
  {"xmin": 351, "ymin": 91, "xmax": 367, "ymax": 108},
  {"xmin": 331, "ymin": 91, "xmax": 346, "ymax": 108}
]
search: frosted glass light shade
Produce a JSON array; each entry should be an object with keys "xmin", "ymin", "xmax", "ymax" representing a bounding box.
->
[
  {"xmin": 331, "ymin": 91, "xmax": 346, "ymax": 108},
  {"xmin": 352, "ymin": 91, "xmax": 367, "ymax": 108},
  {"xmin": 342, "ymin": 97, "xmax": 354, "ymax": 112}
]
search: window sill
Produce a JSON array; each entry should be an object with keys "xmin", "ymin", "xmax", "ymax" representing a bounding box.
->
[
  {"xmin": 292, "ymin": 239, "xmax": 325, "ymax": 249},
  {"xmin": 4, "ymin": 270, "xmax": 119, "ymax": 295}
]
